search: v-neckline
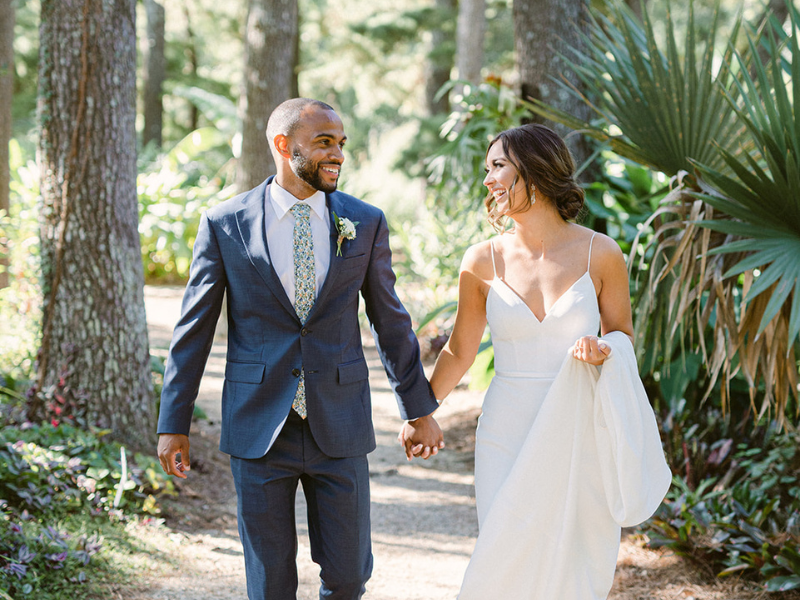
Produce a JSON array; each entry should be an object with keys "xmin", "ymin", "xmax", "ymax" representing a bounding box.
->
[{"xmin": 491, "ymin": 271, "xmax": 592, "ymax": 324}]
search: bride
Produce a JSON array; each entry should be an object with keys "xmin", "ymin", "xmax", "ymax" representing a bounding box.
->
[{"xmin": 411, "ymin": 123, "xmax": 670, "ymax": 599}]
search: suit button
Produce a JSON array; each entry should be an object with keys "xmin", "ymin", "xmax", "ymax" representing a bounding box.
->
[
  {"xmin": 301, "ymin": 328, "xmax": 309, "ymax": 336},
  {"xmin": 292, "ymin": 368, "xmax": 300, "ymax": 377}
]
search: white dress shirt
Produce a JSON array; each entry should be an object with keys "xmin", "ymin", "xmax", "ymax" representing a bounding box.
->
[{"xmin": 265, "ymin": 181, "xmax": 331, "ymax": 307}]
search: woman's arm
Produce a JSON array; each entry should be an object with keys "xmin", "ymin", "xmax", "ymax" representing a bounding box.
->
[
  {"xmin": 429, "ymin": 244, "xmax": 491, "ymax": 401},
  {"xmin": 573, "ymin": 234, "xmax": 634, "ymax": 365}
]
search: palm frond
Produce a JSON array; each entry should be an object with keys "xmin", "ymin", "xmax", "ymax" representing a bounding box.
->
[{"xmin": 526, "ymin": 0, "xmax": 744, "ymax": 178}]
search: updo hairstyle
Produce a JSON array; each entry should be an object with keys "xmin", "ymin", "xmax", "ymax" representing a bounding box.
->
[{"xmin": 484, "ymin": 123, "xmax": 584, "ymax": 229}]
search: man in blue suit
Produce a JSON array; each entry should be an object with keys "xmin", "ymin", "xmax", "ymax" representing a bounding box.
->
[{"xmin": 156, "ymin": 98, "xmax": 443, "ymax": 600}]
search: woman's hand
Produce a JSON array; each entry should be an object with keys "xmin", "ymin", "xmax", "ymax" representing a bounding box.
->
[{"xmin": 572, "ymin": 335, "xmax": 611, "ymax": 365}]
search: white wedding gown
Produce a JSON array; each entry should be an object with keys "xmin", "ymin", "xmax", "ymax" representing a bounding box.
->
[{"xmin": 459, "ymin": 234, "xmax": 671, "ymax": 599}]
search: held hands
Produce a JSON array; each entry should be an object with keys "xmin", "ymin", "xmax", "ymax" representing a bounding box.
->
[
  {"xmin": 397, "ymin": 414, "xmax": 445, "ymax": 461},
  {"xmin": 157, "ymin": 433, "xmax": 191, "ymax": 479},
  {"xmin": 572, "ymin": 335, "xmax": 611, "ymax": 366}
]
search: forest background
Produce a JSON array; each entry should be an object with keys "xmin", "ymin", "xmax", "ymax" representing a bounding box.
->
[{"xmin": 1, "ymin": 0, "xmax": 800, "ymax": 597}]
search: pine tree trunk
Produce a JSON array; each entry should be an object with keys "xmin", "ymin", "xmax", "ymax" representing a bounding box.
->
[
  {"xmin": 456, "ymin": 0, "xmax": 485, "ymax": 86},
  {"xmin": 142, "ymin": 0, "xmax": 165, "ymax": 149},
  {"xmin": 626, "ymin": 0, "xmax": 643, "ymax": 22},
  {"xmin": 183, "ymin": 1, "xmax": 199, "ymax": 131},
  {"xmin": 513, "ymin": 0, "xmax": 595, "ymax": 170},
  {"xmin": 424, "ymin": 0, "xmax": 455, "ymax": 116},
  {"xmin": 236, "ymin": 0, "xmax": 298, "ymax": 193},
  {"xmin": 0, "ymin": 0, "xmax": 14, "ymax": 290},
  {"xmin": 37, "ymin": 0, "xmax": 155, "ymax": 447}
]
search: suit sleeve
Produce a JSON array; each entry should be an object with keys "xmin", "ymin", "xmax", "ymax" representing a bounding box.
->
[
  {"xmin": 360, "ymin": 212, "xmax": 439, "ymax": 420},
  {"xmin": 157, "ymin": 212, "xmax": 227, "ymax": 435}
]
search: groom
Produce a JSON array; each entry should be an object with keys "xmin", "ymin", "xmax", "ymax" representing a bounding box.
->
[{"xmin": 156, "ymin": 98, "xmax": 443, "ymax": 600}]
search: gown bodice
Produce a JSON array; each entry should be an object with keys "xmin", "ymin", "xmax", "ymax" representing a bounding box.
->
[{"xmin": 486, "ymin": 237, "xmax": 600, "ymax": 378}]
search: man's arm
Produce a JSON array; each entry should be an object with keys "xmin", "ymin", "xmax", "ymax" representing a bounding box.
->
[
  {"xmin": 157, "ymin": 212, "xmax": 227, "ymax": 476},
  {"xmin": 359, "ymin": 211, "xmax": 443, "ymax": 457}
]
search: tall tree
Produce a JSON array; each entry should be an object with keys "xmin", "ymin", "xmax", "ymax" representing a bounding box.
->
[
  {"xmin": 513, "ymin": 0, "xmax": 594, "ymax": 169},
  {"xmin": 424, "ymin": 0, "xmax": 456, "ymax": 116},
  {"xmin": 142, "ymin": 0, "xmax": 165, "ymax": 149},
  {"xmin": 37, "ymin": 0, "xmax": 154, "ymax": 446},
  {"xmin": 182, "ymin": 0, "xmax": 199, "ymax": 131},
  {"xmin": 456, "ymin": 0, "xmax": 485, "ymax": 86},
  {"xmin": 625, "ymin": 0, "xmax": 643, "ymax": 22},
  {"xmin": 0, "ymin": 0, "xmax": 14, "ymax": 290},
  {"xmin": 236, "ymin": 0, "xmax": 298, "ymax": 192}
]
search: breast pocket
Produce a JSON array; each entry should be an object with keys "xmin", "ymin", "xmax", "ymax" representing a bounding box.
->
[{"xmin": 340, "ymin": 253, "xmax": 368, "ymax": 271}]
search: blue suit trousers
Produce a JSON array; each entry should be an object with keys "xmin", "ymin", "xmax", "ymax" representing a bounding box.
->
[{"xmin": 230, "ymin": 410, "xmax": 372, "ymax": 600}]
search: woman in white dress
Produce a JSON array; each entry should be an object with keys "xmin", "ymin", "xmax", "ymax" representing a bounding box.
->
[{"xmin": 425, "ymin": 124, "xmax": 653, "ymax": 599}]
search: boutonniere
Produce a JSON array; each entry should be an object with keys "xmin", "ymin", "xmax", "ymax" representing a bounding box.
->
[{"xmin": 332, "ymin": 211, "xmax": 359, "ymax": 256}]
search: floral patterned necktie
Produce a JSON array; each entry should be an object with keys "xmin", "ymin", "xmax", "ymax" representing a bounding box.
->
[{"xmin": 290, "ymin": 202, "xmax": 314, "ymax": 419}]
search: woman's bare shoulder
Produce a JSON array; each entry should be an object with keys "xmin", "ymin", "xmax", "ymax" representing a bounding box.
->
[
  {"xmin": 461, "ymin": 239, "xmax": 497, "ymax": 282},
  {"xmin": 588, "ymin": 231, "xmax": 626, "ymax": 268}
]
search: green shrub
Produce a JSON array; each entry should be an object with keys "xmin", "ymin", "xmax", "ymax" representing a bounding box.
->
[
  {"xmin": 0, "ymin": 420, "xmax": 175, "ymax": 598},
  {"xmin": 0, "ymin": 422, "xmax": 174, "ymax": 518},
  {"xmin": 647, "ymin": 429, "xmax": 800, "ymax": 591},
  {"xmin": 0, "ymin": 508, "xmax": 103, "ymax": 598}
]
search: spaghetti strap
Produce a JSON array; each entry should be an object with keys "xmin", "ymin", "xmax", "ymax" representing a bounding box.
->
[
  {"xmin": 490, "ymin": 240, "xmax": 498, "ymax": 278},
  {"xmin": 587, "ymin": 232, "xmax": 597, "ymax": 273}
]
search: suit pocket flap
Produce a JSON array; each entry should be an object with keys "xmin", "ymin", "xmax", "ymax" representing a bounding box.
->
[
  {"xmin": 338, "ymin": 359, "xmax": 369, "ymax": 384},
  {"xmin": 225, "ymin": 361, "xmax": 265, "ymax": 383},
  {"xmin": 340, "ymin": 253, "xmax": 368, "ymax": 270}
]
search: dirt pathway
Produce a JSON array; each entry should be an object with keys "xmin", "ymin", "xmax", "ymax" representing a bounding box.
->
[{"xmin": 133, "ymin": 285, "xmax": 786, "ymax": 600}]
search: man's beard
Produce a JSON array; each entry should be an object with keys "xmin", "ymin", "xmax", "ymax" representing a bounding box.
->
[{"xmin": 291, "ymin": 149, "xmax": 338, "ymax": 193}]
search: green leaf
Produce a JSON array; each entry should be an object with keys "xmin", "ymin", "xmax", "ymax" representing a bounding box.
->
[{"xmin": 765, "ymin": 576, "xmax": 800, "ymax": 591}]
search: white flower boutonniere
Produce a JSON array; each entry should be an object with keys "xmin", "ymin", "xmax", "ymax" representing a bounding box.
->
[{"xmin": 332, "ymin": 211, "xmax": 359, "ymax": 256}]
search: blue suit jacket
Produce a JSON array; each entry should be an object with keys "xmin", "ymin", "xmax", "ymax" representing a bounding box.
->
[{"xmin": 157, "ymin": 177, "xmax": 438, "ymax": 459}]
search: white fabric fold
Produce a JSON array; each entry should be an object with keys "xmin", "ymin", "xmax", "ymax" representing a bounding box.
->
[{"xmin": 458, "ymin": 331, "xmax": 671, "ymax": 600}]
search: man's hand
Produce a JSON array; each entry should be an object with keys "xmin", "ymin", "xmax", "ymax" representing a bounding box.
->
[
  {"xmin": 157, "ymin": 433, "xmax": 191, "ymax": 479},
  {"xmin": 398, "ymin": 414, "xmax": 445, "ymax": 461}
]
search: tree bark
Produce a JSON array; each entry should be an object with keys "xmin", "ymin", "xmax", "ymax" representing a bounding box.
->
[
  {"xmin": 37, "ymin": 0, "xmax": 155, "ymax": 447},
  {"xmin": 236, "ymin": 0, "xmax": 298, "ymax": 193},
  {"xmin": 513, "ymin": 0, "xmax": 595, "ymax": 171},
  {"xmin": 0, "ymin": 0, "xmax": 14, "ymax": 290},
  {"xmin": 183, "ymin": 1, "xmax": 199, "ymax": 131},
  {"xmin": 456, "ymin": 0, "xmax": 485, "ymax": 86},
  {"xmin": 757, "ymin": 0, "xmax": 790, "ymax": 66},
  {"xmin": 142, "ymin": 0, "xmax": 165, "ymax": 149},
  {"xmin": 424, "ymin": 0, "xmax": 455, "ymax": 116},
  {"xmin": 625, "ymin": 0, "xmax": 643, "ymax": 22}
]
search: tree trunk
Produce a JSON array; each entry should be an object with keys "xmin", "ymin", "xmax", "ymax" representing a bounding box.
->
[
  {"xmin": 142, "ymin": 0, "xmax": 165, "ymax": 149},
  {"xmin": 183, "ymin": 1, "xmax": 199, "ymax": 131},
  {"xmin": 513, "ymin": 0, "xmax": 595, "ymax": 171},
  {"xmin": 236, "ymin": 0, "xmax": 298, "ymax": 193},
  {"xmin": 456, "ymin": 0, "xmax": 485, "ymax": 86},
  {"xmin": 757, "ymin": 0, "xmax": 790, "ymax": 66},
  {"xmin": 625, "ymin": 0, "xmax": 643, "ymax": 22},
  {"xmin": 37, "ymin": 0, "xmax": 155, "ymax": 447},
  {"xmin": 0, "ymin": 0, "xmax": 14, "ymax": 290},
  {"xmin": 424, "ymin": 0, "xmax": 455, "ymax": 116}
]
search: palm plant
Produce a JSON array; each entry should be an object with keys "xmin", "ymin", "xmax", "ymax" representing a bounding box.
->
[
  {"xmin": 527, "ymin": 0, "xmax": 800, "ymax": 423},
  {"xmin": 690, "ymin": 3, "xmax": 800, "ymax": 421}
]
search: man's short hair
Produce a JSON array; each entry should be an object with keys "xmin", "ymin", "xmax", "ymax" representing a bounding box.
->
[{"xmin": 266, "ymin": 98, "xmax": 335, "ymax": 147}]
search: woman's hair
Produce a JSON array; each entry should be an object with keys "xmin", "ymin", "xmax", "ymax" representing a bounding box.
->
[{"xmin": 484, "ymin": 123, "xmax": 584, "ymax": 229}]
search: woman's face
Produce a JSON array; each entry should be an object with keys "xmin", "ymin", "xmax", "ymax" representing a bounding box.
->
[{"xmin": 483, "ymin": 142, "xmax": 527, "ymax": 216}]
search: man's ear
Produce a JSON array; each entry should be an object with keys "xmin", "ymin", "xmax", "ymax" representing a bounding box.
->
[{"xmin": 273, "ymin": 134, "xmax": 291, "ymax": 159}]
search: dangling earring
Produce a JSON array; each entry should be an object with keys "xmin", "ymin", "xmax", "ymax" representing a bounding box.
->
[{"xmin": 530, "ymin": 184, "xmax": 537, "ymax": 205}]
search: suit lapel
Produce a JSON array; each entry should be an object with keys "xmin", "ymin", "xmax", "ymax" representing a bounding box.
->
[
  {"xmin": 308, "ymin": 193, "xmax": 347, "ymax": 318},
  {"xmin": 235, "ymin": 179, "xmax": 298, "ymax": 320}
]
